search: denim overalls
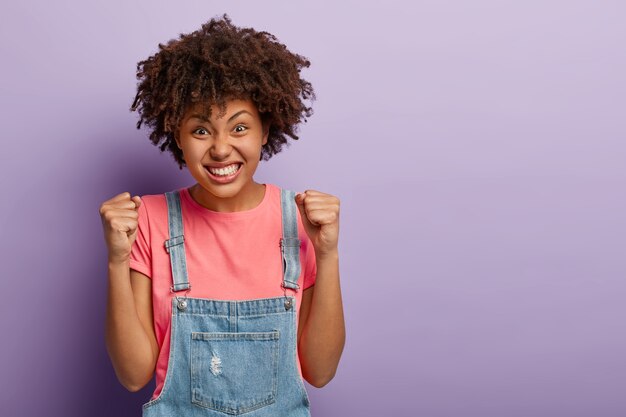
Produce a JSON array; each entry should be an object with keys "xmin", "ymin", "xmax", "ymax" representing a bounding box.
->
[{"xmin": 142, "ymin": 188, "xmax": 311, "ymax": 417}]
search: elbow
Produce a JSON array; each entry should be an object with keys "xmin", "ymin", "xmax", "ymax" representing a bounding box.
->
[
  {"xmin": 108, "ymin": 355, "xmax": 156, "ymax": 393},
  {"xmin": 305, "ymin": 369, "xmax": 337, "ymax": 388},
  {"xmin": 124, "ymin": 383, "xmax": 143, "ymax": 393},
  {"xmin": 104, "ymin": 333, "xmax": 158, "ymax": 393},
  {"xmin": 117, "ymin": 371, "xmax": 153, "ymax": 393},
  {"xmin": 121, "ymin": 377, "xmax": 150, "ymax": 393}
]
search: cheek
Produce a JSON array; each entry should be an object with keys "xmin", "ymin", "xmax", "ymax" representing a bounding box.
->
[{"xmin": 182, "ymin": 143, "xmax": 205, "ymax": 160}]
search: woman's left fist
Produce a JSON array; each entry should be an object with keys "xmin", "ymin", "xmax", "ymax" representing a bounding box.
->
[{"xmin": 295, "ymin": 190, "xmax": 340, "ymax": 257}]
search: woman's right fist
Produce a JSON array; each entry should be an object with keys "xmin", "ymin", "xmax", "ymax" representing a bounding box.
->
[{"xmin": 99, "ymin": 192, "xmax": 142, "ymax": 263}]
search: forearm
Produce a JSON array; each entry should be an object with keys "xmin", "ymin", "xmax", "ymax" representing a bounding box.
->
[
  {"xmin": 299, "ymin": 250, "xmax": 345, "ymax": 387},
  {"xmin": 105, "ymin": 260, "xmax": 156, "ymax": 391}
]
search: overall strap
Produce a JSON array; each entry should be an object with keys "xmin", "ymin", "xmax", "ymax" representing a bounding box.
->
[
  {"xmin": 164, "ymin": 190, "xmax": 190, "ymax": 292},
  {"xmin": 280, "ymin": 189, "xmax": 302, "ymax": 291}
]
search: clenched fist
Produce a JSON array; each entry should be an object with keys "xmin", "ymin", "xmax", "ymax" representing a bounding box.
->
[
  {"xmin": 295, "ymin": 190, "xmax": 340, "ymax": 258},
  {"xmin": 99, "ymin": 192, "xmax": 142, "ymax": 263}
]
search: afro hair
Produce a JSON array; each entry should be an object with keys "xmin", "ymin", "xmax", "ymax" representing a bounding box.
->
[{"xmin": 130, "ymin": 13, "xmax": 315, "ymax": 169}]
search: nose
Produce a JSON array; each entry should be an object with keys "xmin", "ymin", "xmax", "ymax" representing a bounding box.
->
[{"xmin": 209, "ymin": 133, "xmax": 232, "ymax": 160}]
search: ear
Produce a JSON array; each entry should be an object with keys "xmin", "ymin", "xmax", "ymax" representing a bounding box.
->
[
  {"xmin": 261, "ymin": 121, "xmax": 269, "ymax": 146},
  {"xmin": 173, "ymin": 130, "xmax": 182, "ymax": 149}
]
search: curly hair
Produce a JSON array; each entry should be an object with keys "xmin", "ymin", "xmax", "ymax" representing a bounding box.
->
[{"xmin": 130, "ymin": 13, "xmax": 315, "ymax": 169}]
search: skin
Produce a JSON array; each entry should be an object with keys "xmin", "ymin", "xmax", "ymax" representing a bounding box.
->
[
  {"xmin": 100, "ymin": 98, "xmax": 345, "ymax": 391},
  {"xmin": 174, "ymin": 98, "xmax": 269, "ymax": 213}
]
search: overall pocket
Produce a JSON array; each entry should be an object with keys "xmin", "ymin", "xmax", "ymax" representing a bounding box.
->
[{"xmin": 190, "ymin": 331, "xmax": 280, "ymax": 415}]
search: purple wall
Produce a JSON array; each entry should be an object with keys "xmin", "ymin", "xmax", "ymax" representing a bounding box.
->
[{"xmin": 1, "ymin": 1, "xmax": 625, "ymax": 416}]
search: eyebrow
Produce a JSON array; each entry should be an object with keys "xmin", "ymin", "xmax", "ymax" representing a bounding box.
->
[{"xmin": 189, "ymin": 110, "xmax": 252, "ymax": 124}]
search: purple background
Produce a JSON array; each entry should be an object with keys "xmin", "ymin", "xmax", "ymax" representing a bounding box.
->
[{"xmin": 1, "ymin": 1, "xmax": 625, "ymax": 416}]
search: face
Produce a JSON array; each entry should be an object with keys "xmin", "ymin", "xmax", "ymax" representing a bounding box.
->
[{"xmin": 175, "ymin": 97, "xmax": 269, "ymax": 211}]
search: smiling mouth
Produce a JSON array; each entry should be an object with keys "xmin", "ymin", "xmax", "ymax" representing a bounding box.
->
[{"xmin": 205, "ymin": 163, "xmax": 241, "ymax": 177}]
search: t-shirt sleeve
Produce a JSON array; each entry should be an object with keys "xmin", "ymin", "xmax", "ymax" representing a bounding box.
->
[
  {"xmin": 302, "ymin": 239, "xmax": 317, "ymax": 290},
  {"xmin": 129, "ymin": 196, "xmax": 152, "ymax": 278}
]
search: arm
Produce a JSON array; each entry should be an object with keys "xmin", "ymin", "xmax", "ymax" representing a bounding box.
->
[
  {"xmin": 295, "ymin": 190, "xmax": 346, "ymax": 388},
  {"xmin": 105, "ymin": 265, "xmax": 159, "ymax": 392},
  {"xmin": 100, "ymin": 192, "xmax": 159, "ymax": 392},
  {"xmin": 297, "ymin": 250, "xmax": 345, "ymax": 387}
]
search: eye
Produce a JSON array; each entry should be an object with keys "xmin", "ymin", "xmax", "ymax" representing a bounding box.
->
[
  {"xmin": 192, "ymin": 127, "xmax": 209, "ymax": 136},
  {"xmin": 233, "ymin": 124, "xmax": 248, "ymax": 133}
]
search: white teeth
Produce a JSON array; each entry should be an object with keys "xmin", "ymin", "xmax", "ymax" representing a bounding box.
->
[{"xmin": 207, "ymin": 164, "xmax": 239, "ymax": 176}]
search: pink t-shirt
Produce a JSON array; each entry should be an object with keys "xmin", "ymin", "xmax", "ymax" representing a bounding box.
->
[{"xmin": 129, "ymin": 183, "xmax": 317, "ymax": 400}]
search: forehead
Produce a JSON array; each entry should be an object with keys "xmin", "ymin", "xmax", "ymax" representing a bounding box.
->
[{"xmin": 184, "ymin": 97, "xmax": 259, "ymax": 121}]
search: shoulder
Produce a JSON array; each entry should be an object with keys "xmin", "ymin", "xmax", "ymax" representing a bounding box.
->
[
  {"xmin": 138, "ymin": 192, "xmax": 166, "ymax": 205},
  {"xmin": 136, "ymin": 188, "xmax": 186, "ymax": 223},
  {"xmin": 268, "ymin": 184, "xmax": 311, "ymax": 242},
  {"xmin": 138, "ymin": 187, "xmax": 188, "ymax": 209},
  {"xmin": 137, "ymin": 192, "xmax": 166, "ymax": 215},
  {"xmin": 266, "ymin": 184, "xmax": 304, "ymax": 217},
  {"xmin": 267, "ymin": 183, "xmax": 299, "ymax": 202}
]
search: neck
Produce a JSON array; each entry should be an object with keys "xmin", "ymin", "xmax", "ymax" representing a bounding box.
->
[{"xmin": 189, "ymin": 182, "xmax": 266, "ymax": 212}]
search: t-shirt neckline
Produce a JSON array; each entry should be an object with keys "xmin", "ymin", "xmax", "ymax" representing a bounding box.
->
[{"xmin": 179, "ymin": 183, "xmax": 271, "ymax": 220}]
